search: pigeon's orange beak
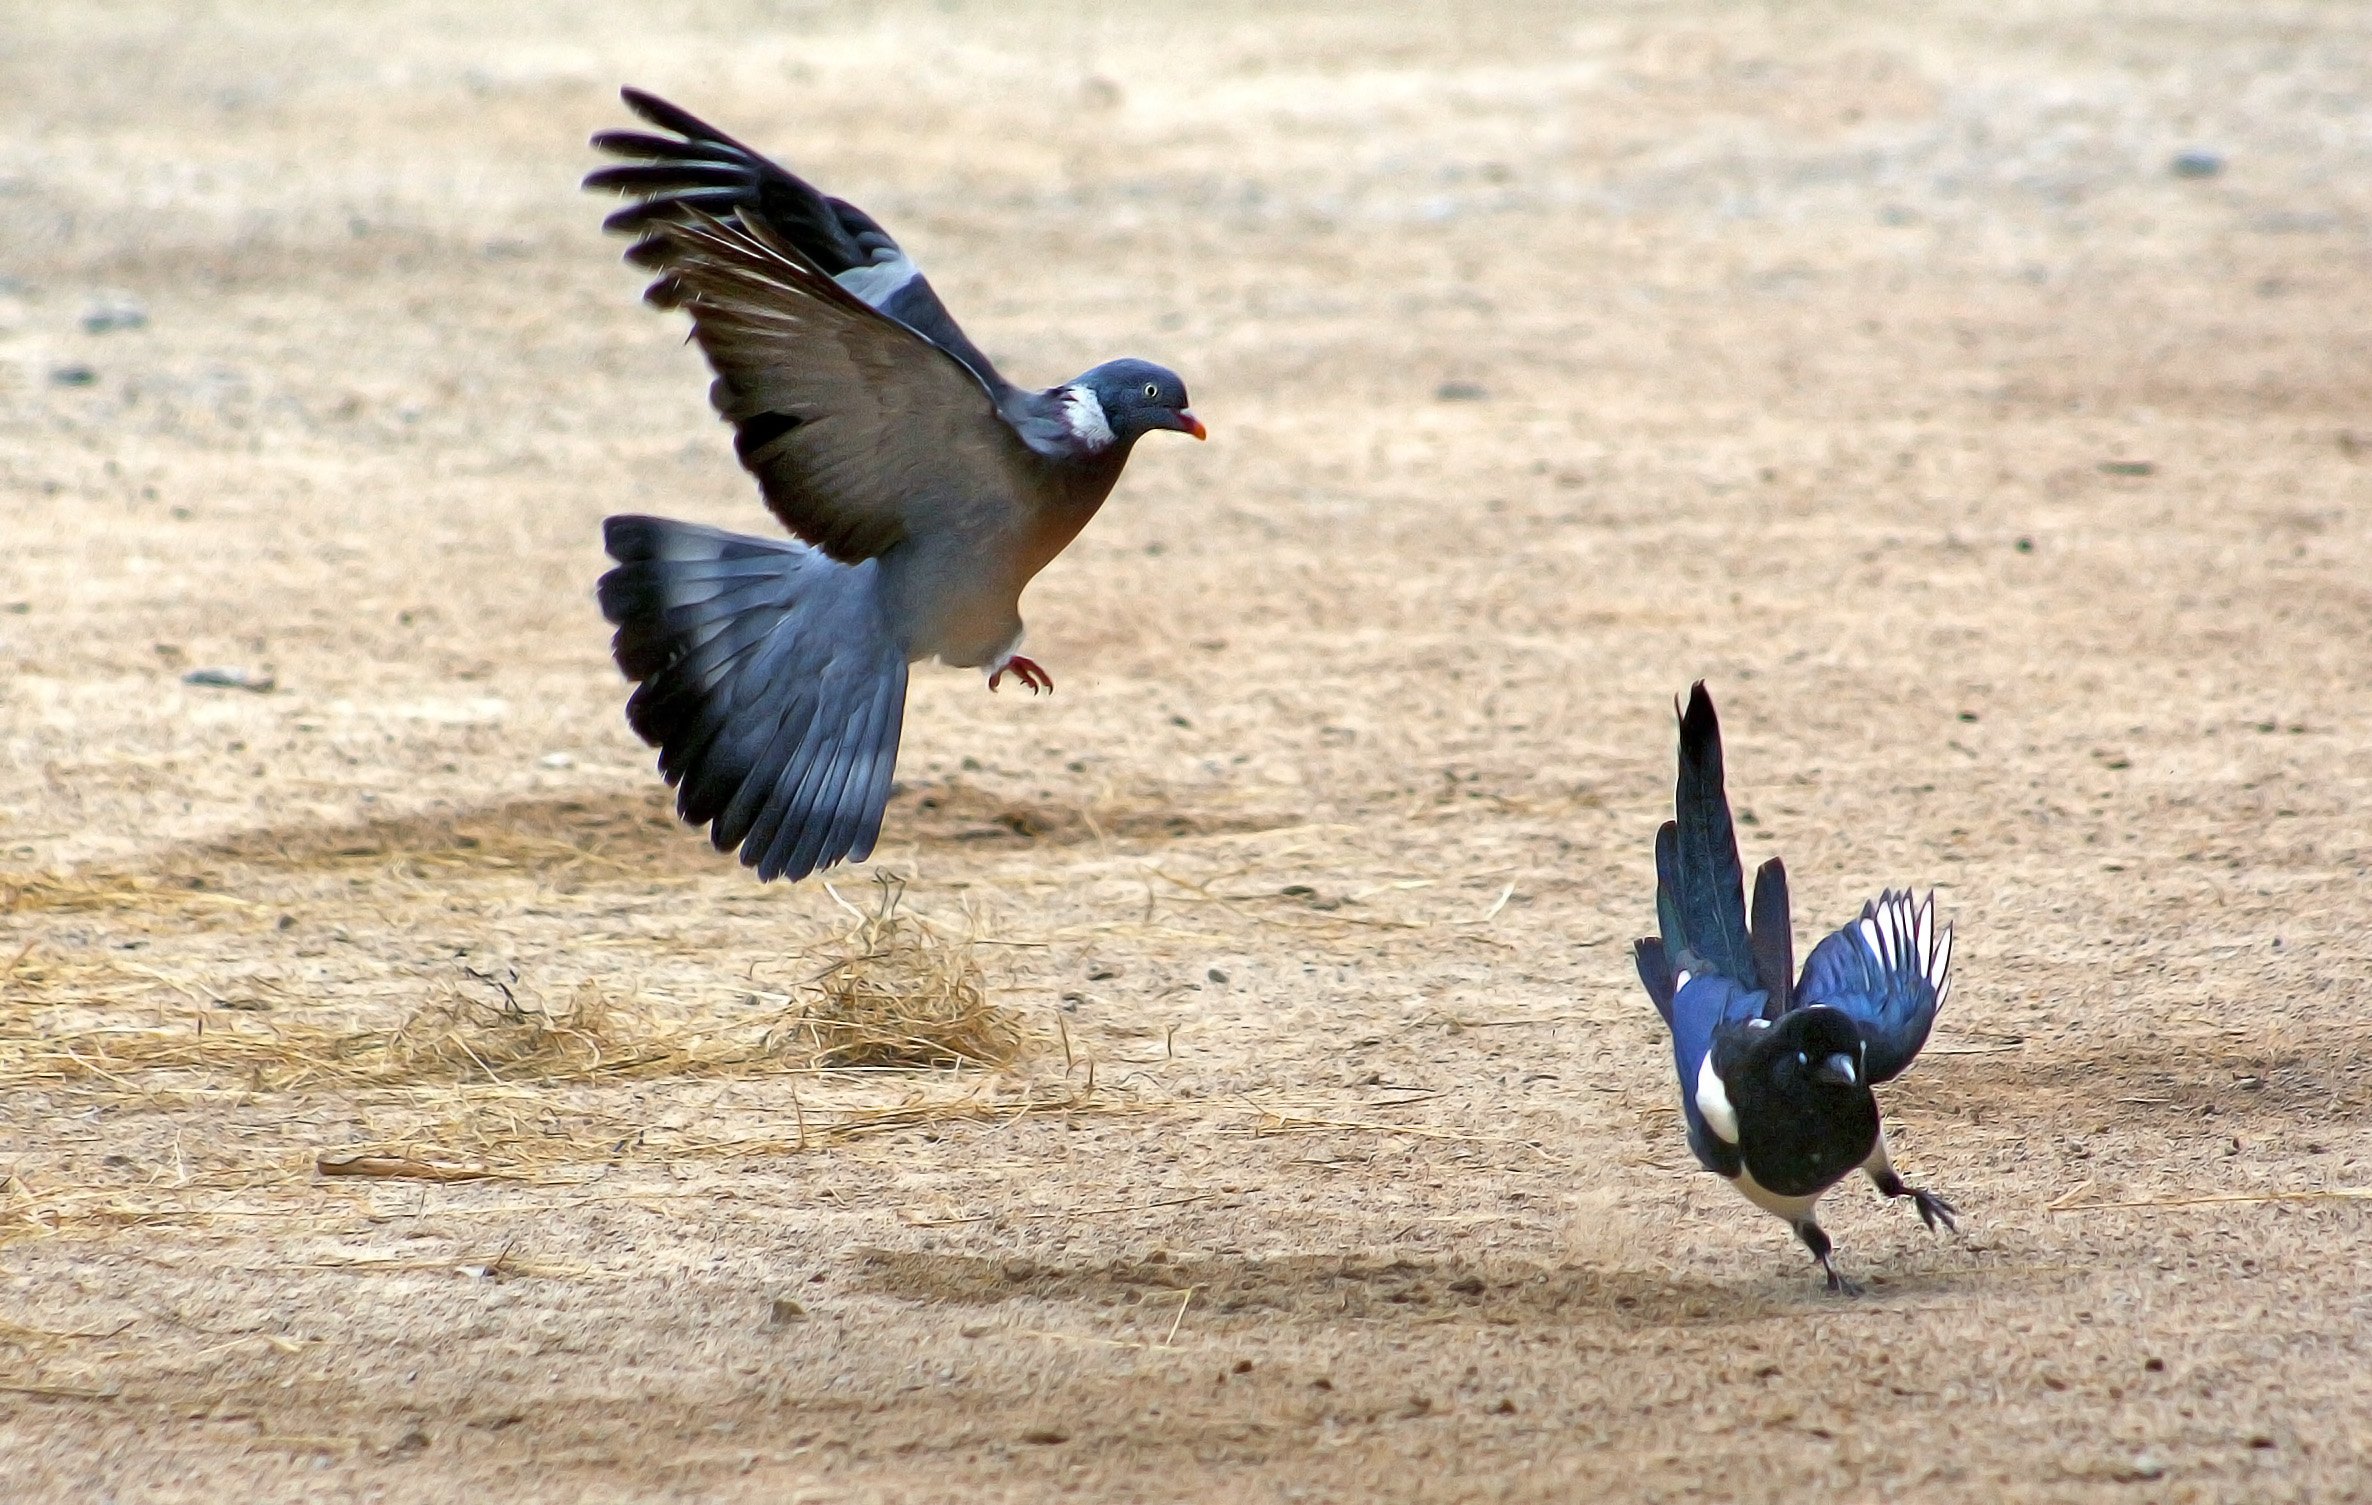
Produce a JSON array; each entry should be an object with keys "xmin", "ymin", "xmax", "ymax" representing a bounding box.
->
[{"xmin": 1177, "ymin": 410, "xmax": 1208, "ymax": 441}]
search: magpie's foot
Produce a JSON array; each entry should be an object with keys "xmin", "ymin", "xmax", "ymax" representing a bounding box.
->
[
  {"xmin": 1908, "ymin": 1188, "xmax": 1959, "ymax": 1235},
  {"xmin": 1820, "ymin": 1259, "xmax": 1863, "ymax": 1298},
  {"xmin": 1873, "ymin": 1169, "xmax": 1960, "ymax": 1234},
  {"xmin": 988, "ymin": 655, "xmax": 1053, "ymax": 695}
]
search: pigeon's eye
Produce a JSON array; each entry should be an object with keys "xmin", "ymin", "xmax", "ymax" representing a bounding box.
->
[
  {"xmin": 1144, "ymin": 382, "xmax": 1160, "ymax": 400},
  {"xmin": 1795, "ymin": 1051, "xmax": 1809, "ymax": 1067}
]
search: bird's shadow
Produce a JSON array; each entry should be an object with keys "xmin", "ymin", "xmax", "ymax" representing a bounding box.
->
[
  {"xmin": 846, "ymin": 1246, "xmax": 1908, "ymax": 1332},
  {"xmin": 30, "ymin": 778, "xmax": 1291, "ymax": 897}
]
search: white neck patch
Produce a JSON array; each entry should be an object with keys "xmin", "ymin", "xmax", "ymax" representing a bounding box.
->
[{"xmin": 1059, "ymin": 385, "xmax": 1115, "ymax": 449}]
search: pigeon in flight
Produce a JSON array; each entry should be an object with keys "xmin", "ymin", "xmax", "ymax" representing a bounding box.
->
[
  {"xmin": 1634, "ymin": 684, "xmax": 1959, "ymax": 1293},
  {"xmin": 583, "ymin": 89, "xmax": 1205, "ymax": 882}
]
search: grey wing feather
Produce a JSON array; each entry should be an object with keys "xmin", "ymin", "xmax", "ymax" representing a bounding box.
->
[
  {"xmin": 587, "ymin": 88, "xmax": 1013, "ymax": 394},
  {"xmin": 627, "ymin": 210, "xmax": 1037, "ymax": 565}
]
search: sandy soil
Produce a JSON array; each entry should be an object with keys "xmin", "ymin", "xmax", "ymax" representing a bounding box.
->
[{"xmin": 4, "ymin": 2, "xmax": 2371, "ymax": 1500}]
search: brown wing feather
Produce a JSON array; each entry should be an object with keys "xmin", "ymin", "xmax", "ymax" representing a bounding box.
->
[{"xmin": 632, "ymin": 211, "xmax": 1037, "ymax": 563}]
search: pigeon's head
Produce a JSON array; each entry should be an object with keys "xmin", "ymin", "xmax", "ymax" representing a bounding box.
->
[
  {"xmin": 1757, "ymin": 1006, "xmax": 1867, "ymax": 1097},
  {"xmin": 1062, "ymin": 359, "xmax": 1206, "ymax": 450}
]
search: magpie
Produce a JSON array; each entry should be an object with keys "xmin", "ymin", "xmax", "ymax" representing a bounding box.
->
[{"xmin": 1634, "ymin": 683, "xmax": 1960, "ymax": 1293}]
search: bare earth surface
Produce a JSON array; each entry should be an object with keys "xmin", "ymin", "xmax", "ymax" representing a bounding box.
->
[{"xmin": 3, "ymin": 2, "xmax": 2371, "ymax": 1500}]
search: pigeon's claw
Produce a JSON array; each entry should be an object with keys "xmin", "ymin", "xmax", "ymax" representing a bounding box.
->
[
  {"xmin": 988, "ymin": 655, "xmax": 1053, "ymax": 695},
  {"xmin": 1820, "ymin": 1257, "xmax": 1863, "ymax": 1298}
]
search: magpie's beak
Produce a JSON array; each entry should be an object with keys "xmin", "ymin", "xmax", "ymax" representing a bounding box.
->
[
  {"xmin": 1174, "ymin": 409, "xmax": 1207, "ymax": 441},
  {"xmin": 1814, "ymin": 1052, "xmax": 1859, "ymax": 1088}
]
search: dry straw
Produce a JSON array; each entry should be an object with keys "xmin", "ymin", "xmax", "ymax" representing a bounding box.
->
[{"xmin": 779, "ymin": 875, "xmax": 1021, "ymax": 1070}]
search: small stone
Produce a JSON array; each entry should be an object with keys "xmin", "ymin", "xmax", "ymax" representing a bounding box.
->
[
  {"xmin": 767, "ymin": 1296, "xmax": 809, "ymax": 1327},
  {"xmin": 1018, "ymin": 1427, "xmax": 1069, "ymax": 1446},
  {"xmin": 539, "ymin": 751, "xmax": 575, "ymax": 769},
  {"xmin": 1435, "ymin": 381, "xmax": 1488, "ymax": 402},
  {"xmin": 182, "ymin": 667, "xmax": 275, "ymax": 693},
  {"xmin": 1206, "ymin": 967, "xmax": 1229, "ymax": 985},
  {"xmin": 385, "ymin": 1425, "xmax": 430, "ymax": 1457},
  {"xmin": 82, "ymin": 297, "xmax": 149, "ymax": 334},
  {"xmin": 49, "ymin": 364, "xmax": 96, "ymax": 386},
  {"xmin": 2170, "ymin": 149, "xmax": 2224, "ymax": 179}
]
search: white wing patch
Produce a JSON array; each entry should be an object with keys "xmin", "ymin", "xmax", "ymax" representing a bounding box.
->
[
  {"xmin": 1059, "ymin": 384, "xmax": 1115, "ymax": 448},
  {"xmin": 1857, "ymin": 888, "xmax": 1955, "ymax": 1009},
  {"xmin": 1694, "ymin": 1054, "xmax": 1739, "ymax": 1144}
]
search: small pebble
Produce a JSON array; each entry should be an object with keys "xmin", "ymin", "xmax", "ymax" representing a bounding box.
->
[
  {"xmin": 81, "ymin": 297, "xmax": 148, "ymax": 334},
  {"xmin": 2170, "ymin": 149, "xmax": 2224, "ymax": 179},
  {"xmin": 1435, "ymin": 381, "xmax": 1488, "ymax": 402},
  {"xmin": 49, "ymin": 364, "xmax": 96, "ymax": 386},
  {"xmin": 182, "ymin": 667, "xmax": 276, "ymax": 693}
]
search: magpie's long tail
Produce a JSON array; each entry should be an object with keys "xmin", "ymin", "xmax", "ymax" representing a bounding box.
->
[
  {"xmin": 598, "ymin": 516, "xmax": 908, "ymax": 883},
  {"xmin": 1654, "ymin": 684, "xmax": 1759, "ymax": 987}
]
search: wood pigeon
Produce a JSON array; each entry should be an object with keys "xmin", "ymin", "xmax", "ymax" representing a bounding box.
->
[
  {"xmin": 1634, "ymin": 683, "xmax": 1960, "ymax": 1293},
  {"xmin": 584, "ymin": 89, "xmax": 1204, "ymax": 882}
]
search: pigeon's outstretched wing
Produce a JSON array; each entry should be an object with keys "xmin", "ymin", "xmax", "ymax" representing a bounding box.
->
[
  {"xmin": 1794, "ymin": 889, "xmax": 1953, "ymax": 1085},
  {"xmin": 587, "ymin": 89, "xmax": 1010, "ymax": 395},
  {"xmin": 617, "ymin": 208, "xmax": 1040, "ymax": 564}
]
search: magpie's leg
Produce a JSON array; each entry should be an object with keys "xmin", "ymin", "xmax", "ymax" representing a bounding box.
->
[
  {"xmin": 1861, "ymin": 1130, "xmax": 1958, "ymax": 1234},
  {"xmin": 1794, "ymin": 1219, "xmax": 1859, "ymax": 1297}
]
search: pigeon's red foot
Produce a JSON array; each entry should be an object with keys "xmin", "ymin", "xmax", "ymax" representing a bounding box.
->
[{"xmin": 988, "ymin": 655, "xmax": 1053, "ymax": 695}]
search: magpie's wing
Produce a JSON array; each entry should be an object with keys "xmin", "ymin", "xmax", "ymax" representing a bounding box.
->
[
  {"xmin": 1667, "ymin": 969, "xmax": 1766, "ymax": 1175},
  {"xmin": 588, "ymin": 89, "xmax": 1012, "ymax": 397},
  {"xmin": 1655, "ymin": 683, "xmax": 1757, "ymax": 986},
  {"xmin": 1794, "ymin": 888, "xmax": 1954, "ymax": 1084},
  {"xmin": 615, "ymin": 209, "xmax": 1041, "ymax": 564}
]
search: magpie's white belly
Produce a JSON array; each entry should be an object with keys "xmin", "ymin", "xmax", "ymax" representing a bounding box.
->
[{"xmin": 1729, "ymin": 1166, "xmax": 1823, "ymax": 1225}]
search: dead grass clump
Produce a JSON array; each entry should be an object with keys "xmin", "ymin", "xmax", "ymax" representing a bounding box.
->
[
  {"xmin": 776, "ymin": 876, "xmax": 1023, "ymax": 1070},
  {"xmin": 379, "ymin": 971, "xmax": 623, "ymax": 1084}
]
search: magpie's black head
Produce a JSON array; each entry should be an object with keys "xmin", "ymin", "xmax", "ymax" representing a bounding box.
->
[
  {"xmin": 1725, "ymin": 1005, "xmax": 1881, "ymax": 1201},
  {"xmin": 1069, "ymin": 358, "xmax": 1205, "ymax": 445},
  {"xmin": 1757, "ymin": 1006, "xmax": 1867, "ymax": 1096}
]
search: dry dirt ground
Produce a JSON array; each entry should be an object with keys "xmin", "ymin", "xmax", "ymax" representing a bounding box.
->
[{"xmin": 3, "ymin": 2, "xmax": 2371, "ymax": 1500}]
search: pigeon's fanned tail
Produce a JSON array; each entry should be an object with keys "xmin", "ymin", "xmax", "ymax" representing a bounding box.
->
[
  {"xmin": 1667, "ymin": 683, "xmax": 1757, "ymax": 985},
  {"xmin": 598, "ymin": 515, "xmax": 908, "ymax": 883}
]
